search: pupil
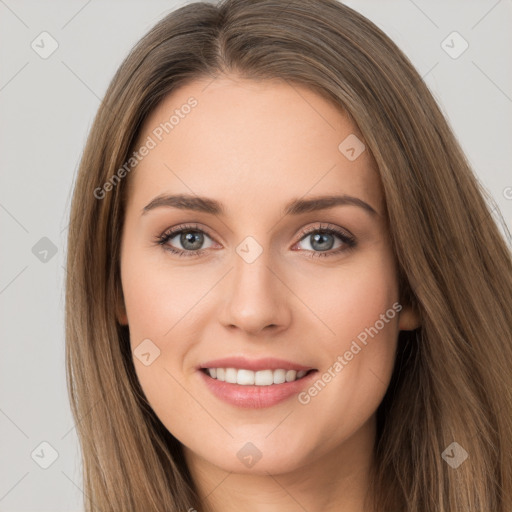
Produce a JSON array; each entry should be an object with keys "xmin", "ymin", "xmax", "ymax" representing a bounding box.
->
[
  {"xmin": 311, "ymin": 232, "xmax": 333, "ymax": 251},
  {"xmin": 181, "ymin": 231, "xmax": 203, "ymax": 250}
]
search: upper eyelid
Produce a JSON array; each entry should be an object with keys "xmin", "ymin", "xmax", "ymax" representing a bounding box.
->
[
  {"xmin": 299, "ymin": 223, "xmax": 352, "ymax": 237},
  {"xmin": 162, "ymin": 223, "xmax": 215, "ymax": 240}
]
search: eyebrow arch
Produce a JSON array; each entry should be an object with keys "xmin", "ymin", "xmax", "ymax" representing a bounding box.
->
[{"xmin": 141, "ymin": 193, "xmax": 378, "ymax": 217}]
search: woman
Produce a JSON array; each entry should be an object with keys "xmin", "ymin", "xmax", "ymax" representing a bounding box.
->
[{"xmin": 65, "ymin": 0, "xmax": 512, "ymax": 510}]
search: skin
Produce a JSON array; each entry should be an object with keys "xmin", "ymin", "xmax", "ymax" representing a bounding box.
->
[{"xmin": 117, "ymin": 74, "xmax": 420, "ymax": 512}]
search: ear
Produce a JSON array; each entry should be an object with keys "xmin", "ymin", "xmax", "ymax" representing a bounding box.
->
[
  {"xmin": 398, "ymin": 303, "xmax": 421, "ymax": 331},
  {"xmin": 115, "ymin": 285, "xmax": 128, "ymax": 326},
  {"xmin": 116, "ymin": 304, "xmax": 128, "ymax": 326}
]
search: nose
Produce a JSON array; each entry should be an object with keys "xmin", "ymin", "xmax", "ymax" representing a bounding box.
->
[{"xmin": 219, "ymin": 249, "xmax": 292, "ymax": 336}]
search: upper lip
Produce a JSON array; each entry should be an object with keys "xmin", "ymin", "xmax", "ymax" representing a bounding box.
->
[{"xmin": 198, "ymin": 356, "xmax": 316, "ymax": 372}]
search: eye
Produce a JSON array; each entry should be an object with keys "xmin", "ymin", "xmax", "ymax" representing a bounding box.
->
[
  {"xmin": 155, "ymin": 223, "xmax": 216, "ymax": 257},
  {"xmin": 155, "ymin": 222, "xmax": 356, "ymax": 258},
  {"xmin": 294, "ymin": 223, "xmax": 356, "ymax": 258}
]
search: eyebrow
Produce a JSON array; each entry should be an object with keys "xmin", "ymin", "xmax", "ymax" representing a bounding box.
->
[{"xmin": 141, "ymin": 193, "xmax": 378, "ymax": 217}]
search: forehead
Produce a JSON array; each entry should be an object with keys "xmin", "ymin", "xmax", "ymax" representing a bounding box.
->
[{"xmin": 126, "ymin": 75, "xmax": 383, "ymax": 218}]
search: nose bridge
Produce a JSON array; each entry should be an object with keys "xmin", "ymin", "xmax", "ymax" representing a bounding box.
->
[{"xmin": 220, "ymin": 237, "xmax": 290, "ymax": 334}]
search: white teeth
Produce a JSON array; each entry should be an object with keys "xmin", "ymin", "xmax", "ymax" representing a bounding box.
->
[
  {"xmin": 255, "ymin": 369, "xmax": 273, "ymax": 386},
  {"xmin": 285, "ymin": 370, "xmax": 297, "ymax": 382},
  {"xmin": 205, "ymin": 367, "xmax": 311, "ymax": 385},
  {"xmin": 237, "ymin": 369, "xmax": 255, "ymax": 385},
  {"xmin": 273, "ymin": 369, "xmax": 286, "ymax": 384},
  {"xmin": 225, "ymin": 368, "xmax": 237, "ymax": 384}
]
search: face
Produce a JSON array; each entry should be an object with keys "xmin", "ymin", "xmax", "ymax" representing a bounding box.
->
[{"xmin": 117, "ymin": 75, "xmax": 419, "ymax": 477}]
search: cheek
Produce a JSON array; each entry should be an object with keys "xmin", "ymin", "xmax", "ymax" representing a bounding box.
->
[
  {"xmin": 119, "ymin": 248, "xmax": 205, "ymax": 411},
  {"xmin": 290, "ymin": 254, "xmax": 400, "ymax": 424},
  {"xmin": 121, "ymin": 249, "xmax": 205, "ymax": 342},
  {"xmin": 294, "ymin": 253, "xmax": 399, "ymax": 344},
  {"xmin": 120, "ymin": 253, "xmax": 205, "ymax": 423}
]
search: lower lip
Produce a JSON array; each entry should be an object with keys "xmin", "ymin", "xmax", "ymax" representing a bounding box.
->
[{"xmin": 198, "ymin": 369, "xmax": 318, "ymax": 408}]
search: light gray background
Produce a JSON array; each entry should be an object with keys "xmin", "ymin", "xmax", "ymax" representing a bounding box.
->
[{"xmin": 1, "ymin": 0, "xmax": 511, "ymax": 510}]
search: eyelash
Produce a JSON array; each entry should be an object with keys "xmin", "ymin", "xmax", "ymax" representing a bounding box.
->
[{"xmin": 154, "ymin": 222, "xmax": 357, "ymax": 259}]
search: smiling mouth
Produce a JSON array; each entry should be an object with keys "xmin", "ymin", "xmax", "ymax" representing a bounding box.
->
[{"xmin": 200, "ymin": 367, "xmax": 317, "ymax": 386}]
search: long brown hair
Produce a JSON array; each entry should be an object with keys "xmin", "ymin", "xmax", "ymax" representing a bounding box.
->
[{"xmin": 65, "ymin": 0, "xmax": 512, "ymax": 510}]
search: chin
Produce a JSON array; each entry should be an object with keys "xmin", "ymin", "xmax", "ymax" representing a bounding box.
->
[{"xmin": 194, "ymin": 438, "xmax": 312, "ymax": 476}]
